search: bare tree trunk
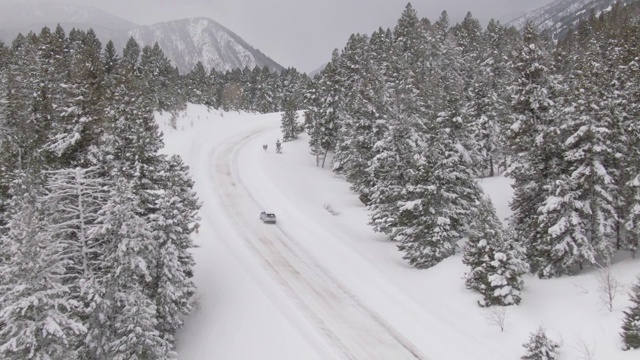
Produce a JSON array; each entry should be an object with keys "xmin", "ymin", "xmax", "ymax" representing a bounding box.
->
[
  {"xmin": 489, "ymin": 157, "xmax": 494, "ymax": 177},
  {"xmin": 321, "ymin": 150, "xmax": 328, "ymax": 168}
]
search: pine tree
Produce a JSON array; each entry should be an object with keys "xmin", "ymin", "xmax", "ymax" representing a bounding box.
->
[
  {"xmin": 279, "ymin": 67, "xmax": 304, "ymax": 111},
  {"xmin": 3, "ymin": 33, "xmax": 50, "ymax": 175},
  {"xmin": 0, "ymin": 40, "xmax": 10, "ymax": 225},
  {"xmin": 367, "ymin": 113, "xmax": 425, "ymax": 237},
  {"xmin": 395, "ymin": 123, "xmax": 484, "ymax": 269},
  {"xmin": 393, "ymin": 3, "xmax": 422, "ymax": 61},
  {"xmin": 463, "ymin": 197, "xmax": 527, "ymax": 306},
  {"xmin": 438, "ymin": 13, "xmax": 479, "ymax": 161},
  {"xmin": 506, "ymin": 22, "xmax": 564, "ymax": 277},
  {"xmin": 140, "ymin": 43, "xmax": 184, "ymax": 112},
  {"xmin": 534, "ymin": 19, "xmax": 621, "ymax": 276},
  {"xmin": 101, "ymin": 44, "xmax": 165, "ymax": 193},
  {"xmin": 521, "ymin": 327, "xmax": 560, "ymax": 360},
  {"xmin": 453, "ymin": 12, "xmax": 482, "ymax": 88},
  {"xmin": 613, "ymin": 9, "xmax": 640, "ymax": 255},
  {"xmin": 536, "ymin": 107, "xmax": 616, "ymax": 275},
  {"xmin": 621, "ymin": 276, "xmax": 640, "ymax": 350},
  {"xmin": 0, "ymin": 25, "xmax": 200, "ymax": 359},
  {"xmin": 280, "ymin": 98, "xmax": 299, "ymax": 141},
  {"xmin": 463, "ymin": 19, "xmax": 513, "ymax": 177},
  {"xmin": 1, "ymin": 33, "xmax": 52, "ymax": 229},
  {"xmin": 332, "ymin": 32, "xmax": 388, "ymax": 203},
  {"xmin": 0, "ymin": 189, "xmax": 85, "ymax": 360},
  {"xmin": 49, "ymin": 28, "xmax": 106, "ymax": 169},
  {"xmin": 185, "ymin": 61, "xmax": 212, "ymax": 106},
  {"xmin": 391, "ymin": 146, "xmax": 452, "ymax": 268},
  {"xmin": 219, "ymin": 68, "xmax": 245, "ymax": 111},
  {"xmin": 41, "ymin": 167, "xmax": 110, "ymax": 279},
  {"xmin": 308, "ymin": 50, "xmax": 342, "ymax": 167},
  {"xmin": 254, "ymin": 66, "xmax": 276, "ymax": 113},
  {"xmin": 121, "ymin": 37, "xmax": 141, "ymax": 71},
  {"xmin": 81, "ymin": 179, "xmax": 173, "ymax": 359},
  {"xmin": 150, "ymin": 155, "xmax": 199, "ymax": 343}
]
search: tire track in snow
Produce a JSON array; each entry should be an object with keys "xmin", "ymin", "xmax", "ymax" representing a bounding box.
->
[{"xmin": 210, "ymin": 129, "xmax": 427, "ymax": 360}]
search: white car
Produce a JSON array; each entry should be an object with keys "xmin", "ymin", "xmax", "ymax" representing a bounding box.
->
[{"xmin": 260, "ymin": 211, "xmax": 276, "ymax": 224}]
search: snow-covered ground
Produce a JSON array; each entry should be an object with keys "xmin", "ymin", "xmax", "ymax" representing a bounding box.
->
[{"xmin": 158, "ymin": 105, "xmax": 639, "ymax": 360}]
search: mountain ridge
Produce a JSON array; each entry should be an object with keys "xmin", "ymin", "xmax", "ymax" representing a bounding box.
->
[
  {"xmin": 0, "ymin": 1, "xmax": 284, "ymax": 74},
  {"xmin": 507, "ymin": 0, "xmax": 639, "ymax": 40},
  {"xmin": 128, "ymin": 17, "xmax": 284, "ymax": 73}
]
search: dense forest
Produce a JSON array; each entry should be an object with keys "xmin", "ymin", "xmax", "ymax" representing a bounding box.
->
[
  {"xmin": 0, "ymin": 27, "xmax": 203, "ymax": 358},
  {"xmin": 302, "ymin": 1, "xmax": 640, "ymax": 276},
  {"xmin": 1, "ymin": 0, "xmax": 640, "ymax": 357},
  {"xmin": 294, "ymin": 2, "xmax": 640, "ymax": 350}
]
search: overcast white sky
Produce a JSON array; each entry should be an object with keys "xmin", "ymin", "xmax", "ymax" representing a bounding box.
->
[{"xmin": 62, "ymin": 0, "xmax": 553, "ymax": 72}]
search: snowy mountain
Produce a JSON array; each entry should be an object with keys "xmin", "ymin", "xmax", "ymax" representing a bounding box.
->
[
  {"xmin": 128, "ymin": 18, "xmax": 284, "ymax": 73},
  {"xmin": 507, "ymin": 0, "xmax": 639, "ymax": 40},
  {"xmin": 0, "ymin": 1, "xmax": 284, "ymax": 74}
]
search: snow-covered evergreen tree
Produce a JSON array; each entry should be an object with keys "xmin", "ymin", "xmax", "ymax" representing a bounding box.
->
[
  {"xmin": 280, "ymin": 98, "xmax": 299, "ymax": 141},
  {"xmin": 614, "ymin": 14, "xmax": 640, "ymax": 255},
  {"xmin": 149, "ymin": 155, "xmax": 199, "ymax": 343},
  {"xmin": 100, "ymin": 49, "xmax": 165, "ymax": 207},
  {"xmin": 621, "ymin": 276, "xmax": 640, "ymax": 350},
  {"xmin": 534, "ymin": 20, "xmax": 620, "ymax": 276},
  {"xmin": 140, "ymin": 43, "xmax": 184, "ymax": 112},
  {"xmin": 41, "ymin": 167, "xmax": 109, "ymax": 281},
  {"xmin": 521, "ymin": 327, "xmax": 560, "ymax": 360},
  {"xmin": 463, "ymin": 197, "xmax": 527, "ymax": 306},
  {"xmin": 0, "ymin": 41, "xmax": 9, "ymax": 225},
  {"xmin": 332, "ymin": 32, "xmax": 388, "ymax": 203},
  {"xmin": 0, "ymin": 190, "xmax": 85, "ymax": 360},
  {"xmin": 102, "ymin": 40, "xmax": 119, "ymax": 75},
  {"xmin": 185, "ymin": 61, "xmax": 212, "ymax": 106},
  {"xmin": 309, "ymin": 50, "xmax": 342, "ymax": 167},
  {"xmin": 367, "ymin": 113, "xmax": 425, "ymax": 237},
  {"xmin": 81, "ymin": 179, "xmax": 173, "ymax": 359},
  {"xmin": 462, "ymin": 19, "xmax": 513, "ymax": 177},
  {"xmin": 506, "ymin": 22, "xmax": 564, "ymax": 277},
  {"xmin": 2, "ymin": 34, "xmax": 49, "ymax": 176},
  {"xmin": 536, "ymin": 115, "xmax": 616, "ymax": 276},
  {"xmin": 48, "ymin": 28, "xmax": 106, "ymax": 169}
]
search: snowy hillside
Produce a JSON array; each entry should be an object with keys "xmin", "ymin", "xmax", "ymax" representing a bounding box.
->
[
  {"xmin": 128, "ymin": 17, "xmax": 284, "ymax": 73},
  {"xmin": 0, "ymin": 2, "xmax": 283, "ymax": 74},
  {"xmin": 507, "ymin": 0, "xmax": 639, "ymax": 39},
  {"xmin": 158, "ymin": 105, "xmax": 640, "ymax": 359}
]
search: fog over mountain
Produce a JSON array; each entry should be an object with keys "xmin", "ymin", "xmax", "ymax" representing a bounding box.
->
[
  {"xmin": 0, "ymin": 0, "xmax": 284, "ymax": 73},
  {"xmin": 0, "ymin": 0, "xmax": 136, "ymax": 32}
]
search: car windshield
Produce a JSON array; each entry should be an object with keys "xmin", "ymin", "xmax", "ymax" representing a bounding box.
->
[{"xmin": 265, "ymin": 214, "xmax": 275, "ymax": 217}]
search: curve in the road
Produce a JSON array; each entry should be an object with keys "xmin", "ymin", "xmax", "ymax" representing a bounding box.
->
[{"xmin": 209, "ymin": 129, "xmax": 428, "ymax": 360}]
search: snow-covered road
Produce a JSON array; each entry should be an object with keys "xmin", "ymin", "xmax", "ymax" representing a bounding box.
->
[
  {"xmin": 164, "ymin": 106, "xmax": 640, "ymax": 360},
  {"xmin": 165, "ymin": 108, "xmax": 511, "ymax": 360},
  {"xmin": 209, "ymin": 128, "xmax": 425, "ymax": 359}
]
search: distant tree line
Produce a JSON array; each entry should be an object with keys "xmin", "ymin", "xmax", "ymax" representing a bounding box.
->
[{"xmin": 184, "ymin": 63, "xmax": 310, "ymax": 112}]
